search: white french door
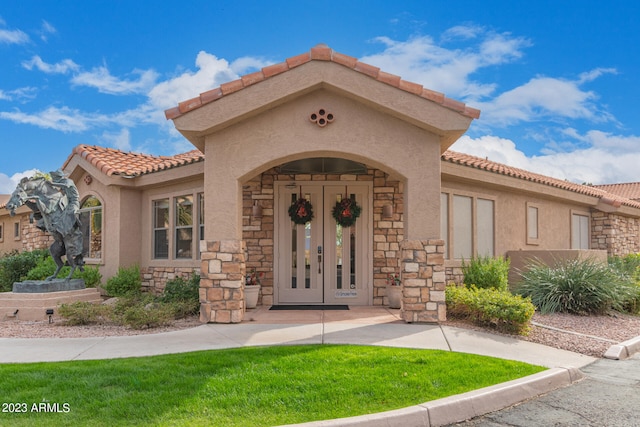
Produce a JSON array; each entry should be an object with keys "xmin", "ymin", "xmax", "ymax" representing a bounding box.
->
[{"xmin": 275, "ymin": 182, "xmax": 371, "ymax": 305}]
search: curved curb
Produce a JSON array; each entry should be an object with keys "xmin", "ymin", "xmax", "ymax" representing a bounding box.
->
[
  {"xmin": 283, "ymin": 367, "xmax": 584, "ymax": 427},
  {"xmin": 604, "ymin": 336, "xmax": 640, "ymax": 360}
]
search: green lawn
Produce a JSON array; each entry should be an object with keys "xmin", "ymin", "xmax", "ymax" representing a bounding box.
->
[{"xmin": 0, "ymin": 345, "xmax": 545, "ymax": 427}]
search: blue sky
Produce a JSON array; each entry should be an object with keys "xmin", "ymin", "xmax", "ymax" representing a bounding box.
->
[{"xmin": 1, "ymin": 1, "xmax": 639, "ymax": 193}]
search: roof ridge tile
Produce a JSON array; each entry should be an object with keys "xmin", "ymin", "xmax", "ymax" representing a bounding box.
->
[{"xmin": 163, "ymin": 45, "xmax": 483, "ymax": 121}]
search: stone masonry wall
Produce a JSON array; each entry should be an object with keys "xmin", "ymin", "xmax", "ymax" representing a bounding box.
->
[
  {"xmin": 401, "ymin": 239, "xmax": 447, "ymax": 323},
  {"xmin": 591, "ymin": 211, "xmax": 640, "ymax": 257},
  {"xmin": 21, "ymin": 217, "xmax": 54, "ymax": 252},
  {"xmin": 141, "ymin": 266, "xmax": 201, "ymax": 294},
  {"xmin": 242, "ymin": 167, "xmax": 404, "ymax": 307}
]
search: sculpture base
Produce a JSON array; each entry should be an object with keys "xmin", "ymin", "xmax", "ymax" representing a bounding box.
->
[
  {"xmin": 13, "ymin": 279, "xmax": 86, "ymax": 293},
  {"xmin": 0, "ymin": 288, "xmax": 102, "ymax": 321}
]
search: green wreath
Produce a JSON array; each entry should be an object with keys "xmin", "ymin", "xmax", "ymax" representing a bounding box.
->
[
  {"xmin": 288, "ymin": 198, "xmax": 314, "ymax": 224},
  {"xmin": 332, "ymin": 198, "xmax": 361, "ymax": 227}
]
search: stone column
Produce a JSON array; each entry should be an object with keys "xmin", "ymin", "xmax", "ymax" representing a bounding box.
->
[
  {"xmin": 199, "ymin": 239, "xmax": 246, "ymax": 323},
  {"xmin": 400, "ymin": 239, "xmax": 446, "ymax": 323}
]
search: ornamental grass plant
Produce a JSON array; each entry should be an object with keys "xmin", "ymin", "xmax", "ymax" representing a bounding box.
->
[{"xmin": 515, "ymin": 257, "xmax": 636, "ymax": 315}]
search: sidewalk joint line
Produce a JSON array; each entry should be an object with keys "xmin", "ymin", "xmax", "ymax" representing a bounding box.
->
[
  {"xmin": 71, "ymin": 336, "xmax": 108, "ymax": 360},
  {"xmin": 439, "ymin": 325, "xmax": 452, "ymax": 351}
]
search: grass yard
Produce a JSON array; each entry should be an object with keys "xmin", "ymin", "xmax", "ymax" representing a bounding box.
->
[{"xmin": 0, "ymin": 345, "xmax": 545, "ymax": 427}]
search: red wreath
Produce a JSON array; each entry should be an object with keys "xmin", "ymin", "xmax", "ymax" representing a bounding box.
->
[{"xmin": 288, "ymin": 198, "xmax": 314, "ymax": 224}]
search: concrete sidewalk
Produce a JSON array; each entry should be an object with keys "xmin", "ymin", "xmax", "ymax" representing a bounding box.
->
[
  {"xmin": 0, "ymin": 307, "xmax": 596, "ymax": 368},
  {"xmin": 0, "ymin": 307, "xmax": 601, "ymax": 426}
]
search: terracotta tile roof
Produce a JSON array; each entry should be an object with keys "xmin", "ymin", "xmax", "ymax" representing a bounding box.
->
[
  {"xmin": 164, "ymin": 44, "xmax": 481, "ymax": 121},
  {"xmin": 64, "ymin": 144, "xmax": 204, "ymax": 177},
  {"xmin": 442, "ymin": 150, "xmax": 640, "ymax": 210},
  {"xmin": 592, "ymin": 182, "xmax": 640, "ymax": 201}
]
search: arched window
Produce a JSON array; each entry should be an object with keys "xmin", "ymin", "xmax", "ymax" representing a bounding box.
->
[{"xmin": 79, "ymin": 196, "xmax": 102, "ymax": 259}]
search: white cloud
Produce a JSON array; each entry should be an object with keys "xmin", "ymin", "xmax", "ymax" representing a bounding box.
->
[
  {"xmin": 0, "ymin": 106, "xmax": 105, "ymax": 132},
  {"xmin": 148, "ymin": 51, "xmax": 242, "ymax": 110},
  {"xmin": 0, "ymin": 27, "xmax": 29, "ymax": 44},
  {"xmin": 71, "ymin": 66, "xmax": 159, "ymax": 95},
  {"xmin": 101, "ymin": 128, "xmax": 131, "ymax": 151},
  {"xmin": 360, "ymin": 30, "xmax": 531, "ymax": 99},
  {"xmin": 0, "ymin": 86, "xmax": 37, "ymax": 102},
  {"xmin": 39, "ymin": 20, "xmax": 56, "ymax": 41},
  {"xmin": 474, "ymin": 76, "xmax": 602, "ymax": 127},
  {"xmin": 0, "ymin": 169, "xmax": 39, "ymax": 194},
  {"xmin": 22, "ymin": 55, "xmax": 79, "ymax": 74},
  {"xmin": 451, "ymin": 132, "xmax": 640, "ymax": 185}
]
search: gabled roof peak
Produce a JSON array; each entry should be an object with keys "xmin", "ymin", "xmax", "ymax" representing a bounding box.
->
[{"xmin": 164, "ymin": 45, "xmax": 481, "ymax": 121}]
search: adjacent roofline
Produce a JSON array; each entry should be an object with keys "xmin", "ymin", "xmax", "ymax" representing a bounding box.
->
[
  {"xmin": 442, "ymin": 150, "xmax": 640, "ymax": 210},
  {"xmin": 164, "ymin": 44, "xmax": 481, "ymax": 122},
  {"xmin": 62, "ymin": 144, "xmax": 204, "ymax": 177},
  {"xmin": 51, "ymin": 144, "xmax": 640, "ymax": 215}
]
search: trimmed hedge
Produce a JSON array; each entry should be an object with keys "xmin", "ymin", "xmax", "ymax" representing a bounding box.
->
[
  {"xmin": 461, "ymin": 255, "xmax": 510, "ymax": 291},
  {"xmin": 446, "ymin": 283, "xmax": 535, "ymax": 335}
]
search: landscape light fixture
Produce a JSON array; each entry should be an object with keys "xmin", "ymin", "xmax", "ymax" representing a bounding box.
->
[{"xmin": 46, "ymin": 308, "xmax": 54, "ymax": 324}]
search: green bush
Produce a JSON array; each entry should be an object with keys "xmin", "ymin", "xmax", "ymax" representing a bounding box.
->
[
  {"xmin": 609, "ymin": 254, "xmax": 640, "ymax": 314},
  {"xmin": 446, "ymin": 283, "xmax": 535, "ymax": 335},
  {"xmin": 24, "ymin": 256, "xmax": 102, "ymax": 287},
  {"xmin": 515, "ymin": 257, "xmax": 635, "ymax": 315},
  {"xmin": 120, "ymin": 302, "xmax": 175, "ymax": 329},
  {"xmin": 104, "ymin": 264, "xmax": 141, "ymax": 297},
  {"xmin": 462, "ymin": 256, "xmax": 510, "ymax": 291},
  {"xmin": 58, "ymin": 301, "xmax": 110, "ymax": 325},
  {"xmin": 0, "ymin": 249, "xmax": 48, "ymax": 292},
  {"xmin": 161, "ymin": 273, "xmax": 200, "ymax": 303}
]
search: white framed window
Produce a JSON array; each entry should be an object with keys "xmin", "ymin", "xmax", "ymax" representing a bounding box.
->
[
  {"xmin": 152, "ymin": 192, "xmax": 204, "ymax": 261},
  {"xmin": 443, "ymin": 192, "xmax": 495, "ymax": 259},
  {"xmin": 571, "ymin": 212, "xmax": 590, "ymax": 249},
  {"xmin": 526, "ymin": 203, "xmax": 540, "ymax": 245},
  {"xmin": 79, "ymin": 196, "xmax": 103, "ymax": 259},
  {"xmin": 153, "ymin": 199, "xmax": 170, "ymax": 259},
  {"xmin": 175, "ymin": 195, "xmax": 194, "ymax": 259}
]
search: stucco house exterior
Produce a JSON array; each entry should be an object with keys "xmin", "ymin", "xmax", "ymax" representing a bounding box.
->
[{"xmin": 2, "ymin": 45, "xmax": 640, "ymax": 324}]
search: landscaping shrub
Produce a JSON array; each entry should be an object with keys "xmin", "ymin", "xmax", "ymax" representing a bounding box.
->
[
  {"xmin": 104, "ymin": 264, "xmax": 141, "ymax": 296},
  {"xmin": 161, "ymin": 273, "xmax": 200, "ymax": 303},
  {"xmin": 446, "ymin": 283, "xmax": 535, "ymax": 335},
  {"xmin": 24, "ymin": 255, "xmax": 102, "ymax": 287},
  {"xmin": 0, "ymin": 249, "xmax": 48, "ymax": 292},
  {"xmin": 609, "ymin": 254, "xmax": 640, "ymax": 314},
  {"xmin": 57, "ymin": 301, "xmax": 110, "ymax": 325},
  {"xmin": 119, "ymin": 301, "xmax": 175, "ymax": 329},
  {"xmin": 515, "ymin": 257, "xmax": 635, "ymax": 315},
  {"xmin": 461, "ymin": 255, "xmax": 510, "ymax": 291}
]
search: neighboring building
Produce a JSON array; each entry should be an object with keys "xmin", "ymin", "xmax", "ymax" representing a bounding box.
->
[{"xmin": 2, "ymin": 45, "xmax": 640, "ymax": 324}]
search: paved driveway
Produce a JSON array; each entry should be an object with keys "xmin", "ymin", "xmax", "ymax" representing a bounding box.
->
[{"xmin": 452, "ymin": 353, "xmax": 640, "ymax": 427}]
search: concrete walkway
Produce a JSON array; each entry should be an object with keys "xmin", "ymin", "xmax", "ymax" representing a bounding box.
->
[{"xmin": 0, "ymin": 307, "xmax": 615, "ymax": 426}]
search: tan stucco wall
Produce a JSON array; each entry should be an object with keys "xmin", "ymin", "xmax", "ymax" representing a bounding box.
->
[
  {"xmin": 441, "ymin": 178, "xmax": 592, "ymax": 256},
  {"xmin": 202, "ymin": 88, "xmax": 443, "ymax": 242}
]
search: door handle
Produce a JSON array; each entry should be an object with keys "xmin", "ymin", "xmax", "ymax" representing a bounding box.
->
[{"xmin": 317, "ymin": 246, "xmax": 322, "ymax": 274}]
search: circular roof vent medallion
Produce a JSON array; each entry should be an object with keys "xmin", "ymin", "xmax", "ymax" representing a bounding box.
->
[{"xmin": 309, "ymin": 108, "xmax": 334, "ymax": 127}]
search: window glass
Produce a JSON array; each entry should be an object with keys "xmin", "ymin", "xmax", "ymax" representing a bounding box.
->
[
  {"xmin": 79, "ymin": 196, "xmax": 102, "ymax": 259},
  {"xmin": 572, "ymin": 213, "xmax": 590, "ymax": 249},
  {"xmin": 153, "ymin": 199, "xmax": 169, "ymax": 259},
  {"xmin": 477, "ymin": 198, "xmax": 494, "ymax": 257},
  {"xmin": 452, "ymin": 195, "xmax": 472, "ymax": 259},
  {"xmin": 527, "ymin": 205, "xmax": 539, "ymax": 240},
  {"xmin": 175, "ymin": 196, "xmax": 193, "ymax": 258}
]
